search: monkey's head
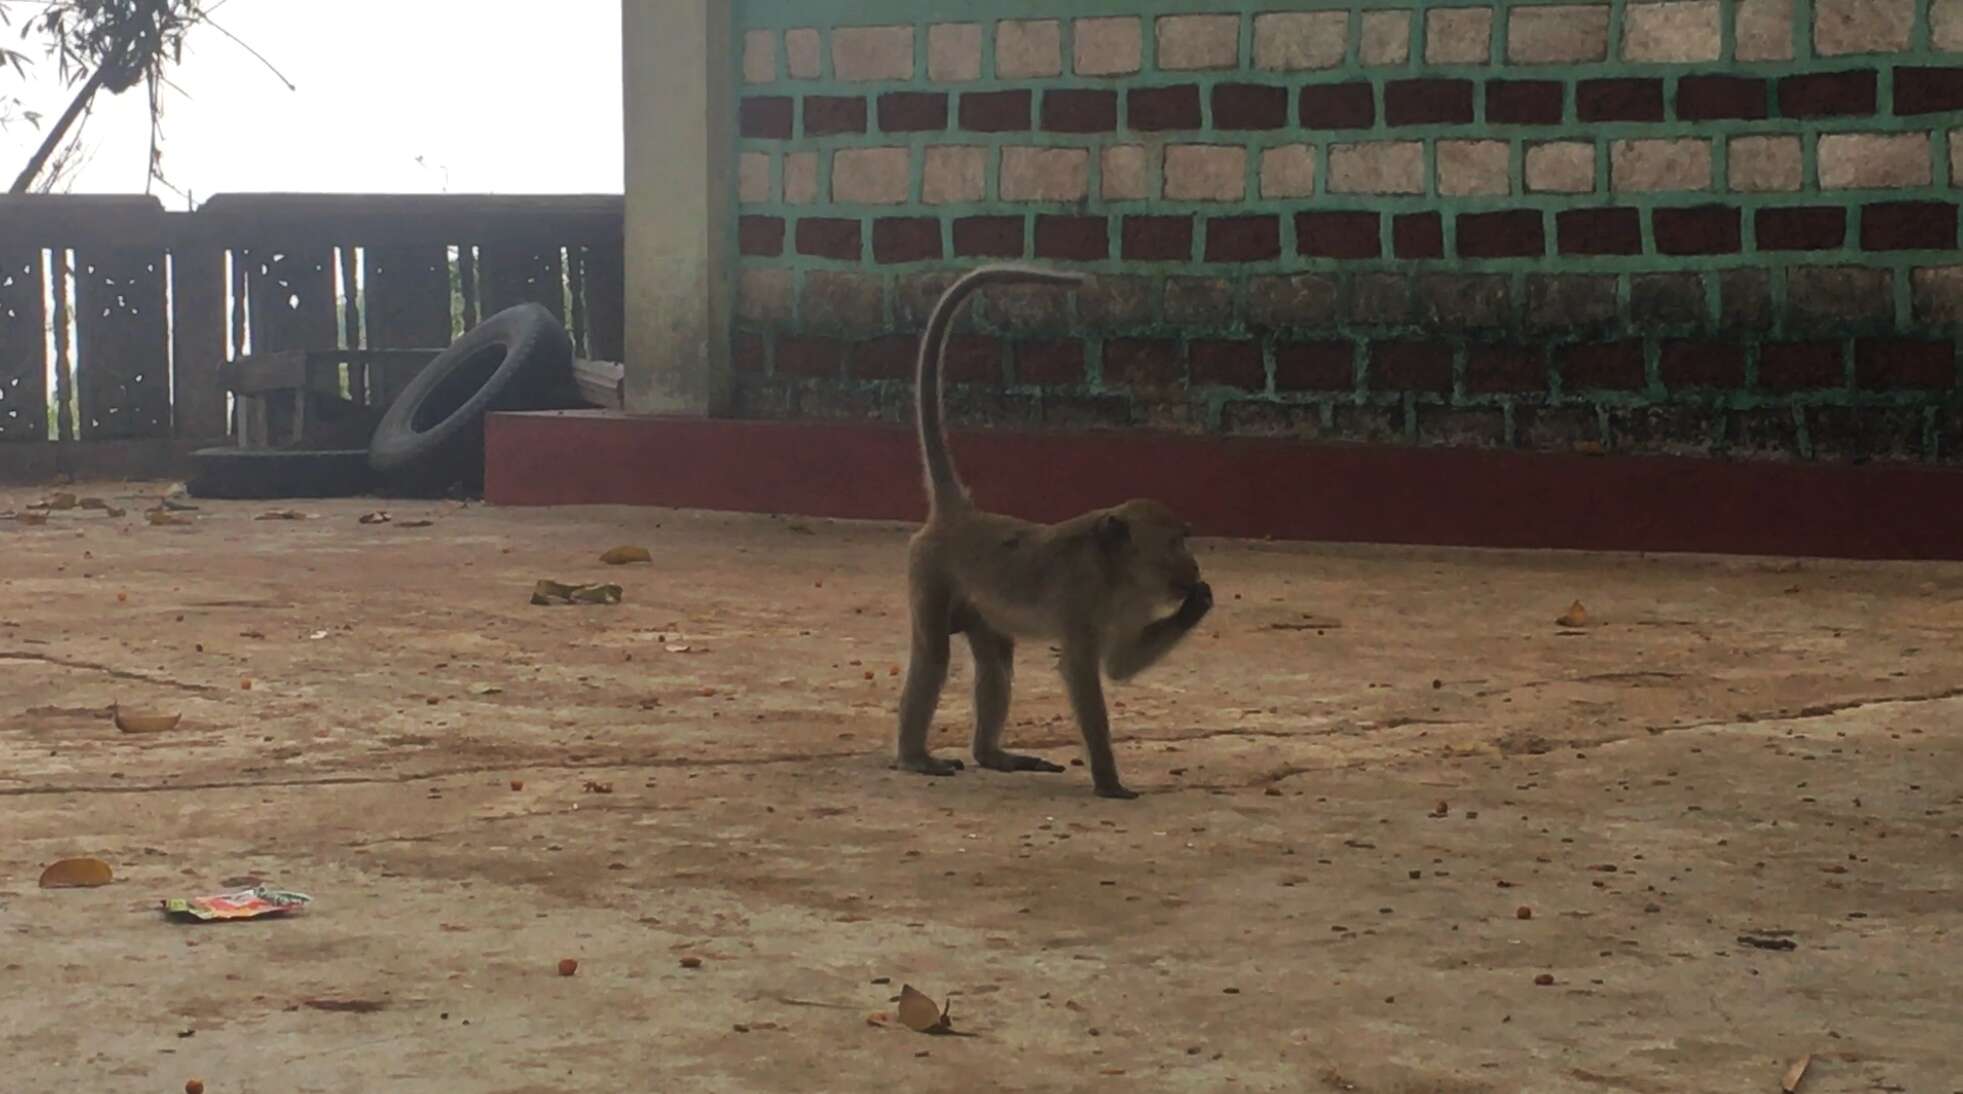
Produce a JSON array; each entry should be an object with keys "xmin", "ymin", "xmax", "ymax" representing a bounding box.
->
[{"xmin": 1095, "ymin": 500, "xmax": 1201, "ymax": 602}]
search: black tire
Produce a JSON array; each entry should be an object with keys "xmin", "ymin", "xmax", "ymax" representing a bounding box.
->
[
  {"xmin": 185, "ymin": 447, "xmax": 377, "ymax": 500},
  {"xmin": 368, "ymin": 303, "xmax": 580, "ymax": 496}
]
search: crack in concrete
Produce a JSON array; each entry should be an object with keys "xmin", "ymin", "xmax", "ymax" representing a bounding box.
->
[{"xmin": 0, "ymin": 651, "xmax": 221, "ymax": 695}]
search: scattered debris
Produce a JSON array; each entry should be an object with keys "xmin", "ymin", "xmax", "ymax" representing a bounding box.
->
[
  {"xmin": 359, "ymin": 511, "xmax": 392, "ymax": 525},
  {"xmin": 1533, "ymin": 973, "xmax": 1555, "ymax": 986},
  {"xmin": 1782, "ymin": 1054, "xmax": 1811, "ymax": 1092},
  {"xmin": 185, "ymin": 1080, "xmax": 204, "ymax": 1094},
  {"xmin": 397, "ymin": 519, "xmax": 434, "ymax": 528},
  {"xmin": 162, "ymin": 885, "xmax": 311, "ymax": 922},
  {"xmin": 1556, "ymin": 600, "xmax": 1588, "ymax": 628},
  {"xmin": 8, "ymin": 510, "xmax": 49, "ymax": 525},
  {"xmin": 470, "ymin": 684, "xmax": 504, "ymax": 696},
  {"xmin": 302, "ymin": 998, "xmax": 385, "ymax": 1013},
  {"xmin": 39, "ymin": 857, "xmax": 114, "ymax": 889},
  {"xmin": 582, "ymin": 780, "xmax": 614, "ymax": 795},
  {"xmin": 679, "ymin": 956, "xmax": 703, "ymax": 969},
  {"xmin": 113, "ymin": 707, "xmax": 183, "ymax": 734},
  {"xmin": 896, "ymin": 984, "xmax": 954, "ymax": 1034},
  {"xmin": 1737, "ymin": 934, "xmax": 1797, "ymax": 952},
  {"xmin": 558, "ymin": 958, "xmax": 579, "ymax": 977},
  {"xmin": 509, "ymin": 780, "xmax": 525, "ymax": 791},
  {"xmin": 147, "ymin": 510, "xmax": 195, "ymax": 527},
  {"xmin": 78, "ymin": 497, "xmax": 111, "ymax": 511},
  {"xmin": 600, "ymin": 545, "xmax": 653, "ymax": 565},
  {"xmin": 1516, "ymin": 906, "xmax": 1533, "ymax": 920},
  {"xmin": 39, "ymin": 492, "xmax": 78, "ymax": 511},
  {"xmin": 530, "ymin": 580, "xmax": 622, "ymax": 606},
  {"xmin": 256, "ymin": 509, "xmax": 305, "ymax": 521}
]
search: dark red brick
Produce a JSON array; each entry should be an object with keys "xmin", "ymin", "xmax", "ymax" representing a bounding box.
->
[
  {"xmin": 1759, "ymin": 341, "xmax": 1845, "ymax": 391},
  {"xmin": 1778, "ymin": 70, "xmax": 1876, "ymax": 118},
  {"xmin": 1486, "ymin": 80, "xmax": 1563, "ymax": 124},
  {"xmin": 731, "ymin": 331, "xmax": 767, "ymax": 374},
  {"xmin": 1103, "ymin": 338, "xmax": 1184, "ymax": 389},
  {"xmin": 1190, "ymin": 339, "xmax": 1265, "ymax": 389},
  {"xmin": 849, "ymin": 334, "xmax": 917, "ymax": 380},
  {"xmin": 877, "ymin": 92, "xmax": 947, "ymax": 132},
  {"xmin": 738, "ymin": 216, "xmax": 785, "ymax": 257},
  {"xmin": 1297, "ymin": 211, "xmax": 1380, "ymax": 260},
  {"xmin": 1577, "ymin": 78, "xmax": 1664, "ymax": 122},
  {"xmin": 1856, "ymin": 338, "xmax": 1956, "ymax": 389},
  {"xmin": 1300, "ymin": 83, "xmax": 1374, "ymax": 129},
  {"xmin": 1394, "ymin": 213, "xmax": 1444, "ymax": 260},
  {"xmin": 1862, "ymin": 201, "xmax": 1958, "ymax": 251},
  {"xmin": 1756, "ymin": 206, "xmax": 1845, "ymax": 251},
  {"xmin": 1895, "ymin": 66, "xmax": 1963, "ymax": 115},
  {"xmin": 959, "ymin": 90, "xmax": 1031, "ymax": 132},
  {"xmin": 1465, "ymin": 345, "xmax": 1545, "ymax": 395},
  {"xmin": 1458, "ymin": 211, "xmax": 1545, "ymax": 259},
  {"xmin": 1212, "ymin": 83, "xmax": 1289, "ymax": 129},
  {"xmin": 1121, "ymin": 216, "xmax": 1193, "ymax": 261},
  {"xmin": 1127, "ymin": 85, "xmax": 1202, "ymax": 131},
  {"xmin": 1660, "ymin": 341, "xmax": 1747, "ymax": 389},
  {"xmin": 795, "ymin": 218, "xmax": 861, "ymax": 260},
  {"xmin": 1653, "ymin": 205, "xmax": 1741, "ymax": 256},
  {"xmin": 1385, "ymin": 79, "xmax": 1474, "ymax": 126},
  {"xmin": 1675, "ymin": 75, "xmax": 1767, "ymax": 120},
  {"xmin": 872, "ymin": 217, "xmax": 942, "ymax": 263},
  {"xmin": 1556, "ymin": 208, "xmax": 1642, "ymax": 256},
  {"xmin": 1275, "ymin": 341, "xmax": 1354, "ymax": 391},
  {"xmin": 803, "ymin": 95, "xmax": 868, "ymax": 136},
  {"xmin": 738, "ymin": 96, "xmax": 793, "ymax": 139},
  {"xmin": 952, "ymin": 216, "xmax": 1023, "ymax": 259},
  {"xmin": 1560, "ymin": 342, "xmax": 1646, "ymax": 391},
  {"xmin": 1014, "ymin": 339, "xmax": 1084, "ymax": 386},
  {"xmin": 1206, "ymin": 216, "xmax": 1281, "ymax": 262},
  {"xmin": 1371, "ymin": 342, "xmax": 1453, "ymax": 392},
  {"xmin": 944, "ymin": 335, "xmax": 1003, "ymax": 384},
  {"xmin": 1034, "ymin": 215, "xmax": 1108, "ymax": 261},
  {"xmin": 775, "ymin": 336, "xmax": 845, "ymax": 378},
  {"xmin": 1041, "ymin": 89, "xmax": 1118, "ymax": 133}
]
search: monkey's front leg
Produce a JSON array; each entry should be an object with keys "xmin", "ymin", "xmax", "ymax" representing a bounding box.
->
[
  {"xmin": 895, "ymin": 605, "xmax": 963, "ymax": 776},
  {"xmin": 1061, "ymin": 636, "xmax": 1136, "ymax": 799},
  {"xmin": 1102, "ymin": 581, "xmax": 1213, "ymax": 682}
]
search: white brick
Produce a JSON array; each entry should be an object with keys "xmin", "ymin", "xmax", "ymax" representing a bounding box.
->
[
  {"xmin": 1818, "ymin": 132, "xmax": 1932, "ymax": 189},
  {"xmin": 1102, "ymin": 145, "xmax": 1152, "ymax": 200},
  {"xmin": 1329, "ymin": 142, "xmax": 1425, "ymax": 194},
  {"xmin": 832, "ymin": 25, "xmax": 914, "ymax": 81},
  {"xmin": 1438, "ymin": 140, "xmax": 1510, "ymax": 196},
  {"xmin": 784, "ymin": 28, "xmax": 821, "ymax": 79},
  {"xmin": 1074, "ymin": 17, "xmax": 1143, "ymax": 76},
  {"xmin": 1260, "ymin": 144, "xmax": 1317, "ymax": 198},
  {"xmin": 922, "ymin": 146, "xmax": 986, "ymax": 205},
  {"xmin": 996, "ymin": 19, "xmax": 1062, "ymax": 79},
  {"xmin": 1728, "ymin": 135, "xmax": 1802, "ymax": 192},
  {"xmin": 737, "ymin": 152, "xmax": 771, "ymax": 204},
  {"xmin": 784, "ymin": 152, "xmax": 818, "ymax": 205},
  {"xmin": 1622, "ymin": 1, "xmax": 1722, "ymax": 62},
  {"xmin": 1507, "ymin": 5, "xmax": 1611, "ymax": 63},
  {"xmin": 1610, "ymin": 138, "xmax": 1712, "ymax": 191},
  {"xmin": 928, "ymin": 23, "xmax": 982, "ymax": 82},
  {"xmin": 1157, "ymin": 14, "xmax": 1241, "ymax": 69},
  {"xmin": 1937, "ymin": 0, "xmax": 1963, "ymax": 51},
  {"xmin": 832, "ymin": 147, "xmax": 911, "ymax": 204},
  {"xmin": 1734, "ymin": 0, "xmax": 1794, "ymax": 61},
  {"xmin": 1361, "ymin": 11, "xmax": 1413, "ymax": 64},
  {"xmin": 1525, "ymin": 142, "xmax": 1595, "ymax": 192},
  {"xmin": 1814, "ymin": 0, "xmax": 1913, "ymax": 55},
  {"xmin": 1000, "ymin": 146, "xmax": 1090, "ymax": 201},
  {"xmin": 1427, "ymin": 8, "xmax": 1494, "ymax": 64},
  {"xmin": 742, "ymin": 29, "xmax": 776, "ymax": 84},
  {"xmin": 1252, "ymin": 12, "xmax": 1348, "ymax": 70},
  {"xmin": 1164, "ymin": 144, "xmax": 1247, "ymax": 201}
]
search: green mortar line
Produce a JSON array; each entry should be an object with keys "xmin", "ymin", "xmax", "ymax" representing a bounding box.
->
[
  {"xmin": 1791, "ymin": 0, "xmax": 1815, "ymax": 63},
  {"xmin": 1719, "ymin": 0, "xmax": 1739, "ymax": 63}
]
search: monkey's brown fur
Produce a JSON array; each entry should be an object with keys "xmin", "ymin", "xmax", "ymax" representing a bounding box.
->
[{"xmin": 895, "ymin": 264, "xmax": 1212, "ymax": 799}]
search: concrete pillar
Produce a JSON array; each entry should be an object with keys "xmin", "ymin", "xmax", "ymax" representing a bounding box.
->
[{"xmin": 621, "ymin": 0, "xmax": 733, "ymax": 416}]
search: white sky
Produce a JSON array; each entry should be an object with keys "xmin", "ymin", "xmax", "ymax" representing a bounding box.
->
[{"xmin": 2, "ymin": 0, "xmax": 624, "ymax": 203}]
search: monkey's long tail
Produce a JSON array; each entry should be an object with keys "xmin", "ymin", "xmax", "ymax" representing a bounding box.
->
[{"xmin": 915, "ymin": 264, "xmax": 1088, "ymax": 509}]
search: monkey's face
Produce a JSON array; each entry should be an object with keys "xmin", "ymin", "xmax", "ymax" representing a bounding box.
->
[{"xmin": 1099, "ymin": 503, "xmax": 1201, "ymax": 601}]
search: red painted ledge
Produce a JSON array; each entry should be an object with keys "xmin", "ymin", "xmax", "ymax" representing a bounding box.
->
[{"xmin": 485, "ymin": 410, "xmax": 1963, "ymax": 561}]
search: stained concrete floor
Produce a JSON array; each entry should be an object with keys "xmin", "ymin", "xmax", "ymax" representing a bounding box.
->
[{"xmin": 2, "ymin": 482, "xmax": 1960, "ymax": 1093}]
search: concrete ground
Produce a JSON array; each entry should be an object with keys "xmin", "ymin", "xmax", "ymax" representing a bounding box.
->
[{"xmin": 2, "ymin": 482, "xmax": 1960, "ymax": 1094}]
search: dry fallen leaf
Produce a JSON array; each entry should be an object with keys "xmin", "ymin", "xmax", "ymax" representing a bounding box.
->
[
  {"xmin": 531, "ymin": 580, "xmax": 623, "ymax": 606},
  {"xmin": 1556, "ymin": 600, "xmax": 1588, "ymax": 628},
  {"xmin": 359, "ymin": 511, "xmax": 391, "ymax": 525},
  {"xmin": 43, "ymin": 492, "xmax": 78, "ymax": 511},
  {"xmin": 13, "ymin": 510, "xmax": 49, "ymax": 526},
  {"xmin": 114, "ymin": 708, "xmax": 183, "ymax": 734},
  {"xmin": 582, "ymin": 780, "xmax": 614, "ymax": 795},
  {"xmin": 79, "ymin": 496, "xmax": 110, "ymax": 510},
  {"xmin": 1782, "ymin": 1054, "xmax": 1810, "ymax": 1092},
  {"xmin": 39, "ymin": 857, "xmax": 114, "ymax": 889},
  {"xmin": 896, "ymin": 984, "xmax": 951, "ymax": 1034},
  {"xmin": 600, "ymin": 545, "xmax": 653, "ymax": 565},
  {"xmin": 104, "ymin": 506, "xmax": 125, "ymax": 518},
  {"xmin": 396, "ymin": 519, "xmax": 434, "ymax": 528},
  {"xmin": 256, "ymin": 509, "xmax": 304, "ymax": 521},
  {"xmin": 147, "ymin": 510, "xmax": 194, "ymax": 527},
  {"xmin": 160, "ymin": 496, "xmax": 198, "ymax": 512}
]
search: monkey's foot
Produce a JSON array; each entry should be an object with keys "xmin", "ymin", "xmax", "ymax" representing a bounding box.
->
[
  {"xmin": 975, "ymin": 750, "xmax": 1066, "ymax": 774},
  {"xmin": 896, "ymin": 753, "xmax": 965, "ymax": 776},
  {"xmin": 1093, "ymin": 780, "xmax": 1140, "ymax": 800}
]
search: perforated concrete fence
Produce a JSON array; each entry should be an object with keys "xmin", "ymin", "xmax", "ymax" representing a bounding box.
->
[{"xmin": 726, "ymin": 0, "xmax": 1963, "ymax": 462}]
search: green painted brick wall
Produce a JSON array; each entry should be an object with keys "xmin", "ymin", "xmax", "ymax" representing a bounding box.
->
[{"xmin": 725, "ymin": 0, "xmax": 1963, "ymax": 462}]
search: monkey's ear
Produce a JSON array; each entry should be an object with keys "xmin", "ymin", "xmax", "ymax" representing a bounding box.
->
[{"xmin": 1094, "ymin": 513, "xmax": 1130, "ymax": 549}]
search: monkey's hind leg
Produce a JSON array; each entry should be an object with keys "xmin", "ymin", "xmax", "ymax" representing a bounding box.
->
[
  {"xmin": 895, "ymin": 585, "xmax": 963, "ymax": 776},
  {"xmin": 965, "ymin": 618, "xmax": 1065, "ymax": 774}
]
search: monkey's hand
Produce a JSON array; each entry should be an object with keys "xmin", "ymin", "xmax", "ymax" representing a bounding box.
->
[{"xmin": 1174, "ymin": 581, "xmax": 1213, "ymax": 628}]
